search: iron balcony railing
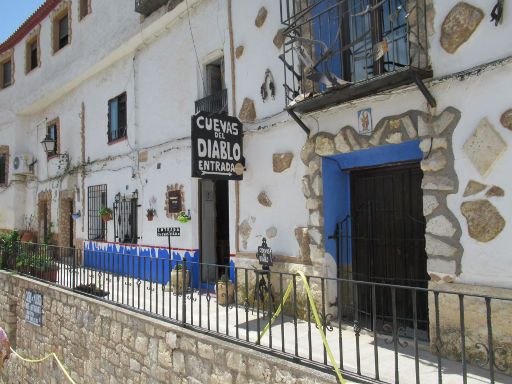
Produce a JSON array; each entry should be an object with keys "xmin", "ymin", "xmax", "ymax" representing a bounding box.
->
[
  {"xmin": 195, "ymin": 89, "xmax": 228, "ymax": 114},
  {"xmin": 1, "ymin": 242, "xmax": 511, "ymax": 384},
  {"xmin": 279, "ymin": 0, "xmax": 430, "ymax": 108},
  {"xmin": 135, "ymin": 0, "xmax": 178, "ymax": 16}
]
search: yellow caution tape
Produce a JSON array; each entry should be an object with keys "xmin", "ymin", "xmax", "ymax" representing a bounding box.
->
[
  {"xmin": 258, "ymin": 271, "xmax": 346, "ymax": 384},
  {"xmin": 9, "ymin": 347, "xmax": 77, "ymax": 384}
]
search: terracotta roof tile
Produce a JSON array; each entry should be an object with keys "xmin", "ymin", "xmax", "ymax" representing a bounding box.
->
[{"xmin": 0, "ymin": 0, "xmax": 61, "ymax": 54}]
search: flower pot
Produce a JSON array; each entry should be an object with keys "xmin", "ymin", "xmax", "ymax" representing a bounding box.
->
[
  {"xmin": 101, "ymin": 213, "xmax": 112, "ymax": 222},
  {"xmin": 216, "ymin": 281, "xmax": 235, "ymax": 305},
  {"xmin": 33, "ymin": 268, "xmax": 58, "ymax": 283},
  {"xmin": 16, "ymin": 266, "xmax": 31, "ymax": 275},
  {"xmin": 147, "ymin": 214, "xmax": 154, "ymax": 221},
  {"xmin": 20, "ymin": 231, "xmax": 36, "ymax": 243},
  {"xmin": 74, "ymin": 284, "xmax": 109, "ymax": 297},
  {"xmin": 167, "ymin": 269, "xmax": 190, "ymax": 293}
]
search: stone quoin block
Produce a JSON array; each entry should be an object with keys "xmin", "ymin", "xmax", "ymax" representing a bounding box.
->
[
  {"xmin": 463, "ymin": 118, "xmax": 507, "ymax": 177},
  {"xmin": 440, "ymin": 2, "xmax": 484, "ymax": 54}
]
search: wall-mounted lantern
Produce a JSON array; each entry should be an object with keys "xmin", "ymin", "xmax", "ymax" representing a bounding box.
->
[{"xmin": 40, "ymin": 135, "xmax": 69, "ymax": 162}]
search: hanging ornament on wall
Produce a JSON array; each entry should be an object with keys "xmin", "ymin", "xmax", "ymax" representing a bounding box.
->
[
  {"xmin": 490, "ymin": 0, "xmax": 504, "ymax": 26},
  {"xmin": 0, "ymin": 327, "xmax": 11, "ymax": 371},
  {"xmin": 260, "ymin": 69, "xmax": 276, "ymax": 102},
  {"xmin": 373, "ymin": 39, "xmax": 389, "ymax": 61}
]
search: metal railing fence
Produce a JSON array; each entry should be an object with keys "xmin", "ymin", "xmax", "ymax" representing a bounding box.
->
[
  {"xmin": 1, "ymin": 241, "xmax": 511, "ymax": 384},
  {"xmin": 195, "ymin": 89, "xmax": 228, "ymax": 114}
]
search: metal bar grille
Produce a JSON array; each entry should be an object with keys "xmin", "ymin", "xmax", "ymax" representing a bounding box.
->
[
  {"xmin": 114, "ymin": 194, "xmax": 139, "ymax": 244},
  {"xmin": 195, "ymin": 89, "xmax": 228, "ymax": 114},
  {"xmin": 87, "ymin": 185, "xmax": 107, "ymax": 240},
  {"xmin": 0, "ymin": 154, "xmax": 6, "ymax": 184},
  {"xmin": 280, "ymin": 0, "xmax": 429, "ymax": 105}
]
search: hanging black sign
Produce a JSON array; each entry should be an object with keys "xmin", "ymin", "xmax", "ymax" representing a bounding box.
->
[
  {"xmin": 256, "ymin": 238, "xmax": 273, "ymax": 267},
  {"xmin": 191, "ymin": 111, "xmax": 244, "ymax": 180}
]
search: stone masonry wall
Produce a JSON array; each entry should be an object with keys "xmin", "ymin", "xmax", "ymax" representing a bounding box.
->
[
  {"xmin": 0, "ymin": 271, "xmax": 337, "ymax": 384},
  {"xmin": 301, "ymin": 107, "xmax": 464, "ymax": 280}
]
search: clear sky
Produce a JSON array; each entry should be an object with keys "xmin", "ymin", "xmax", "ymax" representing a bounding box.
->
[{"xmin": 0, "ymin": 1, "xmax": 46, "ymax": 42}]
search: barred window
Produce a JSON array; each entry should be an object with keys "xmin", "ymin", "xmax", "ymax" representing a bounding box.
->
[
  {"xmin": 0, "ymin": 153, "xmax": 6, "ymax": 185},
  {"xmin": 58, "ymin": 15, "xmax": 69, "ymax": 49}
]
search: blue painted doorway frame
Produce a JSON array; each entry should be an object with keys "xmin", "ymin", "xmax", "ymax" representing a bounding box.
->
[{"xmin": 322, "ymin": 140, "xmax": 423, "ymax": 265}]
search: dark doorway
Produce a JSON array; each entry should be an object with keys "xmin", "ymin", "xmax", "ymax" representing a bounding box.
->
[
  {"xmin": 349, "ymin": 162, "xmax": 429, "ymax": 339},
  {"xmin": 68, "ymin": 203, "xmax": 74, "ymax": 248},
  {"xmin": 199, "ymin": 179, "xmax": 230, "ymax": 284}
]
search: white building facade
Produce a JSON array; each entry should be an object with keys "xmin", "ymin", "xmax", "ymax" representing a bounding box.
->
[{"xmin": 1, "ymin": 0, "xmax": 512, "ymax": 372}]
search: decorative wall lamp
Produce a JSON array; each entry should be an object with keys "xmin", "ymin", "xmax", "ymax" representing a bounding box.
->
[{"xmin": 40, "ymin": 136, "xmax": 69, "ymax": 161}]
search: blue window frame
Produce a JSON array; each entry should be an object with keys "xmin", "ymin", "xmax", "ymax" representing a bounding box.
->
[{"xmin": 108, "ymin": 93, "xmax": 127, "ymax": 143}]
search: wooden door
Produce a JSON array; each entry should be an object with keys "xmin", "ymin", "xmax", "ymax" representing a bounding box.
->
[{"xmin": 350, "ymin": 163, "xmax": 429, "ymax": 337}]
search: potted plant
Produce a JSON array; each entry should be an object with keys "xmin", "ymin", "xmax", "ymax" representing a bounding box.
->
[
  {"xmin": 99, "ymin": 207, "xmax": 113, "ymax": 222},
  {"xmin": 146, "ymin": 208, "xmax": 156, "ymax": 221},
  {"xmin": 177, "ymin": 210, "xmax": 191, "ymax": 223},
  {"xmin": 15, "ymin": 251, "xmax": 33, "ymax": 275},
  {"xmin": 21, "ymin": 214, "xmax": 37, "ymax": 242},
  {"xmin": 167, "ymin": 263, "xmax": 189, "ymax": 293},
  {"xmin": 0, "ymin": 230, "xmax": 20, "ymax": 269},
  {"xmin": 216, "ymin": 274, "xmax": 235, "ymax": 305},
  {"xmin": 32, "ymin": 253, "xmax": 59, "ymax": 283},
  {"xmin": 74, "ymin": 283, "xmax": 109, "ymax": 297}
]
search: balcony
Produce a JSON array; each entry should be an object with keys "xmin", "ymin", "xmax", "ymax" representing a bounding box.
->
[
  {"xmin": 135, "ymin": 0, "xmax": 181, "ymax": 16},
  {"xmin": 195, "ymin": 89, "xmax": 228, "ymax": 114},
  {"xmin": 279, "ymin": 0, "xmax": 431, "ymax": 113}
]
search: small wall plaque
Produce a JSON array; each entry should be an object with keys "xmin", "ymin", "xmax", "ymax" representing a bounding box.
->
[
  {"xmin": 165, "ymin": 184, "xmax": 185, "ymax": 219},
  {"xmin": 25, "ymin": 290, "xmax": 43, "ymax": 327},
  {"xmin": 167, "ymin": 190, "xmax": 182, "ymax": 213},
  {"xmin": 357, "ymin": 108, "xmax": 373, "ymax": 135}
]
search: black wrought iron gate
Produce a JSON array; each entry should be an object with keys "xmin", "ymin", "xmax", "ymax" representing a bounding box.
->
[
  {"xmin": 336, "ymin": 162, "xmax": 429, "ymax": 339},
  {"xmin": 113, "ymin": 193, "xmax": 139, "ymax": 244}
]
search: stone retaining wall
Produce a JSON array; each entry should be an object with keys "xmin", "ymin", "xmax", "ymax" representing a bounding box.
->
[{"xmin": 0, "ymin": 271, "xmax": 337, "ymax": 384}]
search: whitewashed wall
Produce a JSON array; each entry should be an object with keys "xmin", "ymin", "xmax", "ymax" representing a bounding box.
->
[
  {"xmin": 230, "ymin": 0, "xmax": 285, "ymax": 120},
  {"xmin": 1, "ymin": 0, "xmax": 512, "ymax": 291},
  {"xmin": 0, "ymin": 0, "xmax": 229, "ymax": 248},
  {"xmin": 238, "ymin": 118, "xmax": 309, "ymax": 256},
  {"xmin": 430, "ymin": 0, "xmax": 512, "ymax": 77}
]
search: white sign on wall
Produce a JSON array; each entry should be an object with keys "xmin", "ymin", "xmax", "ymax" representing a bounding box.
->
[{"xmin": 25, "ymin": 290, "xmax": 43, "ymax": 327}]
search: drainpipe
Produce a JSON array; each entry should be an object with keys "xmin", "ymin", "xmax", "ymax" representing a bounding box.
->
[{"xmin": 227, "ymin": 0, "xmax": 240, "ymax": 253}]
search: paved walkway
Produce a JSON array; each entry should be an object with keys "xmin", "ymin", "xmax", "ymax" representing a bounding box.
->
[{"xmin": 56, "ymin": 266, "xmax": 509, "ymax": 384}]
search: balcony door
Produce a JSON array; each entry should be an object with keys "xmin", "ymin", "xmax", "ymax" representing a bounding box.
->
[{"xmin": 313, "ymin": 0, "xmax": 409, "ymax": 83}]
